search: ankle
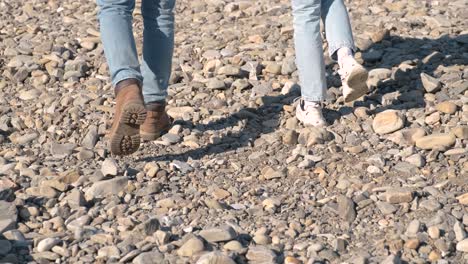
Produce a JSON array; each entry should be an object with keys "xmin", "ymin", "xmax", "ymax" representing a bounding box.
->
[
  {"xmin": 115, "ymin": 78, "xmax": 141, "ymax": 96},
  {"xmin": 145, "ymin": 101, "xmax": 166, "ymax": 112}
]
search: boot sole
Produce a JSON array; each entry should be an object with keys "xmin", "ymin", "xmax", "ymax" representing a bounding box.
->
[
  {"xmin": 110, "ymin": 102, "xmax": 147, "ymax": 156},
  {"xmin": 344, "ymin": 66, "xmax": 369, "ymax": 103}
]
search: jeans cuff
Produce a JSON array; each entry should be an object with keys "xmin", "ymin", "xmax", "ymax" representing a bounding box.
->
[
  {"xmin": 302, "ymin": 95, "xmax": 324, "ymax": 102},
  {"xmin": 143, "ymin": 94, "xmax": 168, "ymax": 104},
  {"xmin": 329, "ymin": 42, "xmax": 356, "ymax": 61},
  {"xmin": 112, "ymin": 71, "xmax": 143, "ymax": 87}
]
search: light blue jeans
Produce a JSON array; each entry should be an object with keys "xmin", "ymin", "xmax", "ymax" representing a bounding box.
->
[
  {"xmin": 292, "ymin": 0, "xmax": 355, "ymax": 101},
  {"xmin": 97, "ymin": 0, "xmax": 175, "ymax": 103}
]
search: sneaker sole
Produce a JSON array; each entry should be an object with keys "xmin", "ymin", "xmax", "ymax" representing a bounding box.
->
[
  {"xmin": 344, "ymin": 66, "xmax": 369, "ymax": 103},
  {"xmin": 110, "ymin": 102, "xmax": 147, "ymax": 156}
]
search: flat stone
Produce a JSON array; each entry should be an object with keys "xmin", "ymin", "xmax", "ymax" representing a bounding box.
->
[
  {"xmin": 261, "ymin": 166, "xmax": 286, "ymax": 180},
  {"xmin": 385, "ymin": 188, "xmax": 413, "ymax": 204},
  {"xmin": 85, "ymin": 176, "xmax": 128, "ymax": 201},
  {"xmin": 167, "ymin": 106, "xmax": 195, "ymax": 119},
  {"xmin": 246, "ymin": 246, "xmax": 277, "ymax": 263},
  {"xmin": 37, "ymin": 238, "xmax": 61, "ymax": 252},
  {"xmin": 101, "ymin": 158, "xmax": 118, "ymax": 176},
  {"xmin": 406, "ymin": 220, "xmax": 421, "ymax": 237},
  {"xmin": 421, "ymin": 73, "xmax": 441, "ymax": 93},
  {"xmin": 199, "ymin": 225, "xmax": 237, "ymax": 243},
  {"xmin": 97, "ymin": 246, "xmax": 120, "ymax": 259},
  {"xmin": 452, "ymin": 126, "xmax": 468, "ymax": 139},
  {"xmin": 372, "ymin": 110, "xmax": 405, "ymax": 135},
  {"xmin": 457, "ymin": 193, "xmax": 468, "ymax": 205},
  {"xmin": 132, "ymin": 251, "xmax": 165, "ymax": 264},
  {"xmin": 435, "ymin": 101, "xmax": 457, "ymax": 114},
  {"xmin": 337, "ymin": 195, "xmax": 356, "ymax": 223},
  {"xmin": 50, "ymin": 142, "xmax": 76, "ymax": 156},
  {"xmin": 456, "ymin": 239, "xmax": 468, "ymax": 252},
  {"xmin": 405, "ymin": 154, "xmax": 425, "ymax": 167},
  {"xmin": 207, "ymin": 78, "xmax": 226, "ymax": 90},
  {"xmin": 454, "ymin": 221, "xmax": 467, "ymax": 242},
  {"xmin": 178, "ymin": 237, "xmax": 205, "ymax": 257},
  {"xmin": 415, "ymin": 133, "xmax": 456, "ymax": 150},
  {"xmin": 196, "ymin": 252, "xmax": 236, "ymax": 264},
  {"xmin": 377, "ymin": 201, "xmax": 397, "ymax": 215}
]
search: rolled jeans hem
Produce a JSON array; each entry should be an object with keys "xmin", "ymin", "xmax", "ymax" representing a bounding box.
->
[
  {"xmin": 143, "ymin": 95, "xmax": 167, "ymax": 104},
  {"xmin": 329, "ymin": 42, "xmax": 356, "ymax": 61},
  {"xmin": 302, "ymin": 95, "xmax": 325, "ymax": 102},
  {"xmin": 112, "ymin": 71, "xmax": 143, "ymax": 87}
]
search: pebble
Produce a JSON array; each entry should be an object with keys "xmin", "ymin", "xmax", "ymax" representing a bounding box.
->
[
  {"xmin": 132, "ymin": 251, "xmax": 165, "ymax": 264},
  {"xmin": 246, "ymin": 246, "xmax": 277, "ymax": 263},
  {"xmin": 421, "ymin": 73, "xmax": 442, "ymax": 93},
  {"xmin": 415, "ymin": 133, "xmax": 456, "ymax": 150},
  {"xmin": 385, "ymin": 188, "xmax": 414, "ymax": 204},
  {"xmin": 84, "ymin": 176, "xmax": 128, "ymax": 200},
  {"xmin": 177, "ymin": 237, "xmax": 205, "ymax": 257},
  {"xmin": 456, "ymin": 239, "xmax": 468, "ymax": 252},
  {"xmin": 372, "ymin": 110, "xmax": 405, "ymax": 135},
  {"xmin": 435, "ymin": 101, "xmax": 458, "ymax": 114},
  {"xmin": 101, "ymin": 158, "xmax": 118, "ymax": 176},
  {"xmin": 199, "ymin": 226, "xmax": 237, "ymax": 243},
  {"xmin": 37, "ymin": 238, "xmax": 61, "ymax": 252},
  {"xmin": 196, "ymin": 252, "xmax": 236, "ymax": 264}
]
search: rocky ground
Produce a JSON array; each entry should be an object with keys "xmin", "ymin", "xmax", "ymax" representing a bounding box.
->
[{"xmin": 0, "ymin": 0, "xmax": 468, "ymax": 263}]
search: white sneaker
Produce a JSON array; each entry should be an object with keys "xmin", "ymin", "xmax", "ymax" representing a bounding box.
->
[
  {"xmin": 295, "ymin": 98, "xmax": 327, "ymax": 127},
  {"xmin": 339, "ymin": 57, "xmax": 369, "ymax": 102}
]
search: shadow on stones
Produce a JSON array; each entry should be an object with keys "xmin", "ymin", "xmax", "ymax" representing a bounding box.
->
[{"xmin": 140, "ymin": 34, "xmax": 467, "ymax": 162}]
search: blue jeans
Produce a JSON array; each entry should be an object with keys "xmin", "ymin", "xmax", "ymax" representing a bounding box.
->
[
  {"xmin": 292, "ymin": 0, "xmax": 355, "ymax": 101},
  {"xmin": 97, "ymin": 0, "xmax": 175, "ymax": 103}
]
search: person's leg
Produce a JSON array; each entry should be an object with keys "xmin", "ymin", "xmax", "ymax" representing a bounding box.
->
[
  {"xmin": 139, "ymin": 0, "xmax": 175, "ymax": 141},
  {"xmin": 97, "ymin": 0, "xmax": 142, "ymax": 85},
  {"xmin": 140, "ymin": 0, "xmax": 175, "ymax": 104},
  {"xmin": 291, "ymin": 0, "xmax": 327, "ymax": 126},
  {"xmin": 321, "ymin": 0, "xmax": 368, "ymax": 102},
  {"xmin": 97, "ymin": 0, "xmax": 147, "ymax": 155}
]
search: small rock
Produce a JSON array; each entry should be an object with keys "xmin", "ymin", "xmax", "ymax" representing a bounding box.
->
[
  {"xmin": 456, "ymin": 239, "xmax": 468, "ymax": 252},
  {"xmin": 246, "ymin": 246, "xmax": 277, "ymax": 263},
  {"xmin": 435, "ymin": 101, "xmax": 457, "ymax": 114},
  {"xmin": 428, "ymin": 226, "xmax": 440, "ymax": 239},
  {"xmin": 261, "ymin": 166, "xmax": 286, "ymax": 180},
  {"xmin": 224, "ymin": 241, "xmax": 245, "ymax": 252},
  {"xmin": 406, "ymin": 220, "xmax": 421, "ymax": 237},
  {"xmin": 337, "ymin": 195, "xmax": 357, "ymax": 223},
  {"xmin": 376, "ymin": 201, "xmax": 397, "ymax": 215},
  {"xmin": 37, "ymin": 238, "xmax": 61, "ymax": 252},
  {"xmin": 415, "ymin": 133, "xmax": 456, "ymax": 150},
  {"xmin": 405, "ymin": 154, "xmax": 425, "ymax": 168},
  {"xmin": 196, "ymin": 252, "xmax": 236, "ymax": 264},
  {"xmin": 101, "ymin": 158, "xmax": 118, "ymax": 176},
  {"xmin": 85, "ymin": 176, "xmax": 128, "ymax": 200},
  {"xmin": 452, "ymin": 126, "xmax": 468, "ymax": 139},
  {"xmin": 207, "ymin": 78, "xmax": 226, "ymax": 90},
  {"xmin": 457, "ymin": 193, "xmax": 468, "ymax": 205},
  {"xmin": 97, "ymin": 246, "xmax": 120, "ymax": 259},
  {"xmin": 178, "ymin": 237, "xmax": 205, "ymax": 257},
  {"xmin": 372, "ymin": 110, "xmax": 405, "ymax": 135},
  {"xmin": 405, "ymin": 238, "xmax": 420, "ymax": 249},
  {"xmin": 132, "ymin": 251, "xmax": 165, "ymax": 264},
  {"xmin": 385, "ymin": 188, "xmax": 413, "ymax": 204},
  {"xmin": 454, "ymin": 221, "xmax": 467, "ymax": 242},
  {"xmin": 421, "ymin": 73, "xmax": 441, "ymax": 93},
  {"xmin": 199, "ymin": 225, "xmax": 237, "ymax": 243}
]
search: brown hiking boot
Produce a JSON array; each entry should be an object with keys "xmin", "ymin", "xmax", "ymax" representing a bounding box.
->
[
  {"xmin": 108, "ymin": 79, "xmax": 147, "ymax": 155},
  {"xmin": 140, "ymin": 102, "xmax": 172, "ymax": 141}
]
